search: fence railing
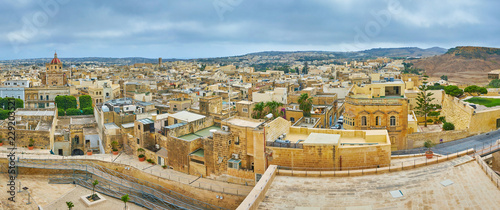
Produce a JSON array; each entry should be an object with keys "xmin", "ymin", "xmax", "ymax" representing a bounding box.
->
[
  {"xmin": 276, "ymin": 148, "xmax": 476, "ymax": 177},
  {"xmin": 475, "ymin": 155, "xmax": 500, "ymax": 189},
  {"xmin": 4, "ymin": 152, "xmax": 248, "ymax": 196},
  {"xmin": 266, "ymin": 142, "xmax": 303, "ymax": 149},
  {"xmin": 18, "ymin": 158, "xmax": 226, "ymax": 210},
  {"xmin": 392, "ymin": 138, "xmax": 500, "ymax": 156}
]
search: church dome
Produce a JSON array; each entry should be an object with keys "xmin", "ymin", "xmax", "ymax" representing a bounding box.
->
[{"xmin": 51, "ymin": 52, "xmax": 61, "ymax": 64}]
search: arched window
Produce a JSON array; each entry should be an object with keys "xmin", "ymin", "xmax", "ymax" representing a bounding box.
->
[
  {"xmin": 361, "ymin": 116, "xmax": 367, "ymax": 126},
  {"xmin": 390, "ymin": 116, "xmax": 396, "ymax": 126},
  {"xmin": 376, "ymin": 116, "xmax": 381, "ymax": 126}
]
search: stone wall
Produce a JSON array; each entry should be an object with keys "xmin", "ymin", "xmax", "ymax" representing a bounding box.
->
[
  {"xmin": 264, "ymin": 117, "xmax": 290, "ymax": 143},
  {"xmin": 267, "ymin": 145, "xmax": 335, "ymax": 169},
  {"xmin": 336, "ymin": 144, "xmax": 391, "ymax": 169},
  {"xmin": 441, "ymin": 94, "xmax": 473, "ymax": 131},
  {"xmin": 166, "ymin": 136, "xmax": 203, "ymax": 173},
  {"xmin": 492, "ymin": 151, "xmax": 500, "ymax": 172},
  {"xmin": 227, "ymin": 168, "xmax": 255, "ymax": 182},
  {"xmin": 406, "ymin": 129, "xmax": 471, "ymax": 149},
  {"xmin": 0, "ymin": 129, "xmax": 51, "ymax": 149}
]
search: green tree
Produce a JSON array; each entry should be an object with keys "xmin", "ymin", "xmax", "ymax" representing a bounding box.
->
[
  {"xmin": 92, "ymin": 180, "xmax": 99, "ymax": 199},
  {"xmin": 443, "ymin": 122, "xmax": 455, "ymax": 130},
  {"xmin": 55, "ymin": 95, "xmax": 77, "ymax": 110},
  {"xmin": 0, "ymin": 109, "xmax": 11, "ymax": 120},
  {"xmin": 252, "ymin": 102, "xmax": 265, "ymax": 119},
  {"xmin": 265, "ymin": 101, "xmax": 283, "ymax": 118},
  {"xmin": 415, "ymin": 76, "xmax": 438, "ymax": 127},
  {"xmin": 58, "ymin": 108, "xmax": 66, "ymax": 116},
  {"xmin": 302, "ymin": 61, "xmax": 309, "ymax": 74},
  {"xmin": 121, "ymin": 194, "xmax": 130, "ymax": 210},
  {"xmin": 0, "ymin": 97, "xmax": 23, "ymax": 110},
  {"xmin": 82, "ymin": 107, "xmax": 94, "ymax": 115},
  {"xmin": 440, "ymin": 75, "xmax": 448, "ymax": 81},
  {"xmin": 488, "ymin": 79, "xmax": 500, "ymax": 88},
  {"xmin": 66, "ymin": 108, "xmax": 81, "ymax": 116},
  {"xmin": 298, "ymin": 93, "xmax": 313, "ymax": 117},
  {"xmin": 444, "ymin": 85, "xmax": 464, "ymax": 97},
  {"xmin": 464, "ymin": 85, "xmax": 487, "ymax": 96},
  {"xmin": 79, "ymin": 95, "xmax": 92, "ymax": 109},
  {"xmin": 66, "ymin": 201, "xmax": 74, "ymax": 210}
]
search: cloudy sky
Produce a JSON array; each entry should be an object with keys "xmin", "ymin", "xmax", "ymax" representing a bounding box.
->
[{"xmin": 1, "ymin": 0, "xmax": 499, "ymax": 60}]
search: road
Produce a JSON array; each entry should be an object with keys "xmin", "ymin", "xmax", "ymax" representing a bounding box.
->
[{"xmin": 392, "ymin": 129, "xmax": 500, "ymax": 155}]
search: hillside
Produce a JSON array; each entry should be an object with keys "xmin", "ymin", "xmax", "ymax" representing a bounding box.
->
[
  {"xmin": 411, "ymin": 46, "xmax": 500, "ymax": 84},
  {"xmin": 361, "ymin": 47, "xmax": 446, "ymax": 58}
]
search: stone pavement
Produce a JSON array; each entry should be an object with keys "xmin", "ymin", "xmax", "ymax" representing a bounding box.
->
[
  {"xmin": 44, "ymin": 186, "xmax": 146, "ymax": 210},
  {"xmin": 0, "ymin": 145, "xmax": 253, "ymax": 196},
  {"xmin": 259, "ymin": 156, "xmax": 500, "ymax": 209}
]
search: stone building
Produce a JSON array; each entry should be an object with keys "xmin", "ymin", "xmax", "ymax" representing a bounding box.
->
[
  {"xmin": 0, "ymin": 108, "xmax": 57, "ymax": 150},
  {"xmin": 343, "ymin": 80, "xmax": 409, "ymax": 150},
  {"xmin": 41, "ymin": 52, "xmax": 68, "ymax": 87},
  {"xmin": 24, "ymin": 86, "xmax": 70, "ymax": 108},
  {"xmin": 198, "ymin": 95, "xmax": 222, "ymax": 115}
]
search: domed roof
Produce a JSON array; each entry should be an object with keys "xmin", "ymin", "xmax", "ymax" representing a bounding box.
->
[{"xmin": 51, "ymin": 52, "xmax": 61, "ymax": 64}]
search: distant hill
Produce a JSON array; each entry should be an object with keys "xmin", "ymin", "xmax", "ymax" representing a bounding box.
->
[
  {"xmin": 361, "ymin": 47, "xmax": 447, "ymax": 58},
  {"xmin": 411, "ymin": 46, "xmax": 500, "ymax": 84}
]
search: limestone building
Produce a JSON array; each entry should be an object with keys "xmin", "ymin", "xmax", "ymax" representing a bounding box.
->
[{"xmin": 343, "ymin": 80, "xmax": 409, "ymax": 150}]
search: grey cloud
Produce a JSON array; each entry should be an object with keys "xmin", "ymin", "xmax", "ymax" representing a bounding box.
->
[{"xmin": 1, "ymin": 0, "xmax": 499, "ymax": 59}]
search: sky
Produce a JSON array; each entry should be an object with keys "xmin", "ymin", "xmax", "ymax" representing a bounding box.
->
[{"xmin": 1, "ymin": 0, "xmax": 499, "ymax": 60}]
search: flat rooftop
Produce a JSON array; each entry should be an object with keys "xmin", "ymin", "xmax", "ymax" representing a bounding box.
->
[
  {"xmin": 178, "ymin": 126, "xmax": 221, "ymax": 141},
  {"xmin": 17, "ymin": 110, "xmax": 55, "ymax": 116},
  {"xmin": 259, "ymin": 156, "xmax": 500, "ymax": 209},
  {"xmin": 303, "ymin": 133, "xmax": 340, "ymax": 145},
  {"xmin": 226, "ymin": 118, "xmax": 263, "ymax": 128},
  {"xmin": 170, "ymin": 111, "xmax": 206, "ymax": 122}
]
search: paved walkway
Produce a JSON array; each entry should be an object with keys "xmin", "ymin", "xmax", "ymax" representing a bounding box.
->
[
  {"xmin": 0, "ymin": 146, "xmax": 252, "ymax": 196},
  {"xmin": 44, "ymin": 186, "xmax": 146, "ymax": 210},
  {"xmin": 259, "ymin": 156, "xmax": 500, "ymax": 209},
  {"xmin": 393, "ymin": 129, "xmax": 500, "ymax": 155}
]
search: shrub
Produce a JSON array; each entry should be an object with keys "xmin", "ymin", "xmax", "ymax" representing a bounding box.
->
[
  {"xmin": 138, "ymin": 154, "xmax": 145, "ymax": 158},
  {"xmin": 82, "ymin": 107, "xmax": 94, "ymax": 115},
  {"xmin": 443, "ymin": 122, "xmax": 455, "ymax": 130},
  {"xmin": 438, "ymin": 116, "xmax": 446, "ymax": 123},
  {"xmin": 146, "ymin": 158, "xmax": 153, "ymax": 163},
  {"xmin": 427, "ymin": 119, "xmax": 433, "ymax": 123},
  {"xmin": 66, "ymin": 108, "xmax": 81, "ymax": 116},
  {"xmin": 79, "ymin": 95, "xmax": 92, "ymax": 109},
  {"xmin": 58, "ymin": 108, "xmax": 65, "ymax": 116},
  {"xmin": 428, "ymin": 111, "xmax": 440, "ymax": 117},
  {"xmin": 162, "ymin": 165, "xmax": 167, "ymax": 169}
]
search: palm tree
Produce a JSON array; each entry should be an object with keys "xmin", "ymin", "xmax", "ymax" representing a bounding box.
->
[
  {"xmin": 121, "ymin": 194, "xmax": 130, "ymax": 210},
  {"xmin": 92, "ymin": 179, "xmax": 99, "ymax": 199},
  {"xmin": 265, "ymin": 101, "xmax": 283, "ymax": 118},
  {"xmin": 252, "ymin": 102, "xmax": 265, "ymax": 119},
  {"xmin": 298, "ymin": 93, "xmax": 313, "ymax": 117},
  {"xmin": 66, "ymin": 201, "xmax": 74, "ymax": 210}
]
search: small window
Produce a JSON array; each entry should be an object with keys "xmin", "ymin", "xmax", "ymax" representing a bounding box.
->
[
  {"xmin": 138, "ymin": 124, "xmax": 141, "ymax": 130},
  {"xmin": 235, "ymin": 136, "xmax": 239, "ymax": 145},
  {"xmin": 137, "ymin": 138, "xmax": 140, "ymax": 144},
  {"xmin": 290, "ymin": 117, "xmax": 295, "ymax": 122},
  {"xmin": 242, "ymin": 108, "xmax": 248, "ymax": 113},
  {"xmin": 376, "ymin": 116, "xmax": 381, "ymax": 126},
  {"xmin": 390, "ymin": 116, "xmax": 396, "ymax": 126}
]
